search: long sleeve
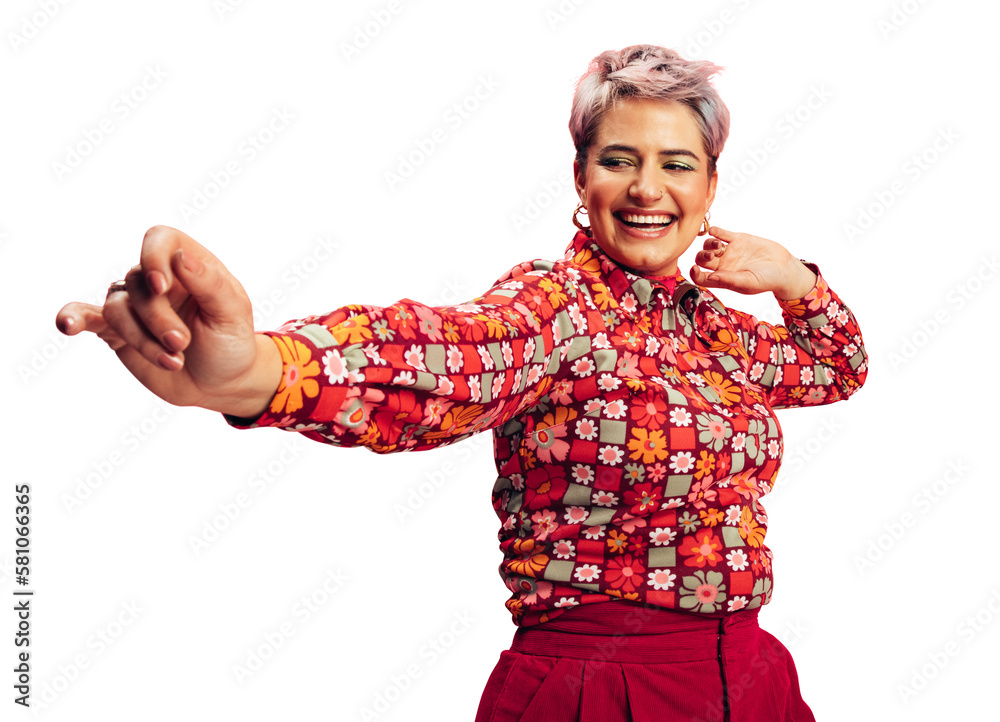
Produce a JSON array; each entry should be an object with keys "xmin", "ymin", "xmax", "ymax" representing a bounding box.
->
[
  {"xmin": 725, "ymin": 262, "xmax": 868, "ymax": 409},
  {"xmin": 224, "ymin": 260, "xmax": 587, "ymax": 453}
]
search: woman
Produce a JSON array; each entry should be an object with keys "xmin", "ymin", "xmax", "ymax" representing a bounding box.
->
[{"xmin": 57, "ymin": 45, "xmax": 866, "ymax": 721}]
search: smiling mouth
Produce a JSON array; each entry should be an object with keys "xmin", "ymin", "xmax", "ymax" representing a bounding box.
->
[{"xmin": 615, "ymin": 211, "xmax": 677, "ymax": 230}]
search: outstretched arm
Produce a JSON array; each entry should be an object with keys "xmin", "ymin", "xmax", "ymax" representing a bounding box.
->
[{"xmin": 55, "ymin": 225, "xmax": 282, "ymax": 418}]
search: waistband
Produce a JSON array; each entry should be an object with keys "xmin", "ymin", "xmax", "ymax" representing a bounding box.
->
[{"xmin": 511, "ymin": 600, "xmax": 760, "ymax": 664}]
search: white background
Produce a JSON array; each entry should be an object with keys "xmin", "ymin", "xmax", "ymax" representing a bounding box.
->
[{"xmin": 4, "ymin": 0, "xmax": 999, "ymax": 719}]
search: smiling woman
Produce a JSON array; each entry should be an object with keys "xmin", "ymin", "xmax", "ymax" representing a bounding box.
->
[
  {"xmin": 56, "ymin": 44, "xmax": 867, "ymax": 721},
  {"xmin": 574, "ymin": 98, "xmax": 718, "ymax": 277}
]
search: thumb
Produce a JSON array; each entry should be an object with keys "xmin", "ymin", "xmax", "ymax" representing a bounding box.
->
[
  {"xmin": 170, "ymin": 248, "xmax": 251, "ymax": 326},
  {"xmin": 689, "ymin": 265, "xmax": 744, "ymax": 291}
]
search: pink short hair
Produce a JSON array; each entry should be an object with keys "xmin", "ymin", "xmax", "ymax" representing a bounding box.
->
[{"xmin": 569, "ymin": 45, "xmax": 730, "ymax": 177}]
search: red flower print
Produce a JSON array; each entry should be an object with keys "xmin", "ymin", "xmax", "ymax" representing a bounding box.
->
[
  {"xmin": 630, "ymin": 390, "xmax": 668, "ymax": 429},
  {"xmin": 606, "ymin": 554, "xmax": 646, "ymax": 594},
  {"xmin": 624, "ymin": 483, "xmax": 661, "ymax": 515},
  {"xmin": 678, "ymin": 528, "xmax": 724, "ymax": 568},
  {"xmin": 524, "ymin": 465, "xmax": 569, "ymax": 510}
]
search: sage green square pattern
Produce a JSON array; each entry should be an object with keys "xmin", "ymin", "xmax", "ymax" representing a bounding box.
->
[
  {"xmin": 423, "ymin": 344, "xmax": 446, "ymax": 374},
  {"xmin": 592, "ymin": 348, "xmax": 619, "ymax": 373},
  {"xmin": 721, "ymin": 526, "xmax": 744, "ymax": 547},
  {"xmin": 299, "ymin": 323, "xmax": 337, "ymax": 349},
  {"xmin": 563, "ymin": 482, "xmax": 591, "ymax": 506},
  {"xmin": 543, "ymin": 560, "xmax": 575, "ymax": 583},
  {"xmin": 716, "ymin": 354, "xmax": 740, "ymax": 372},
  {"xmin": 599, "ymin": 419, "xmax": 627, "ymax": 444},
  {"xmin": 664, "ymin": 474, "xmax": 693, "ymax": 496},
  {"xmin": 564, "ymin": 334, "xmax": 592, "ymax": 362},
  {"xmin": 648, "ymin": 546, "xmax": 676, "ymax": 567}
]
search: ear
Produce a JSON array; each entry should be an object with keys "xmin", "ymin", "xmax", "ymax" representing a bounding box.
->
[
  {"xmin": 573, "ymin": 158, "xmax": 587, "ymax": 206},
  {"xmin": 705, "ymin": 169, "xmax": 718, "ymax": 213}
]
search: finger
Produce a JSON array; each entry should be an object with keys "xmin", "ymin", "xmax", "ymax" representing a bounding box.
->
[
  {"xmin": 170, "ymin": 247, "xmax": 251, "ymax": 326},
  {"xmin": 102, "ymin": 291, "xmax": 185, "ymax": 370},
  {"xmin": 708, "ymin": 226, "xmax": 736, "ymax": 242},
  {"xmin": 137, "ymin": 225, "xmax": 212, "ymax": 297},
  {"xmin": 689, "ymin": 265, "xmax": 717, "ymax": 287},
  {"xmin": 123, "ymin": 263, "xmax": 192, "ymax": 354},
  {"xmin": 693, "ymin": 249, "xmax": 722, "ymax": 269},
  {"xmin": 57, "ymin": 302, "xmax": 127, "ymax": 348},
  {"xmin": 57, "ymin": 302, "xmax": 103, "ymax": 336}
]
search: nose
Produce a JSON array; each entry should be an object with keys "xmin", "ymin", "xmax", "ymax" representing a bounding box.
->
[{"xmin": 629, "ymin": 165, "xmax": 663, "ymax": 205}]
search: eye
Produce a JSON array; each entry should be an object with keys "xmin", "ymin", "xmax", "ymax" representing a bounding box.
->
[
  {"xmin": 664, "ymin": 162, "xmax": 694, "ymax": 171},
  {"xmin": 596, "ymin": 157, "xmax": 633, "ymax": 169}
]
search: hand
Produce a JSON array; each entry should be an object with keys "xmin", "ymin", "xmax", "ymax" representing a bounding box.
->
[
  {"xmin": 55, "ymin": 225, "xmax": 282, "ymax": 418},
  {"xmin": 689, "ymin": 226, "xmax": 817, "ymax": 299}
]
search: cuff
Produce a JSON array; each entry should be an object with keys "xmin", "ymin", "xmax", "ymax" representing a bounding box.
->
[{"xmin": 775, "ymin": 262, "xmax": 835, "ymax": 327}]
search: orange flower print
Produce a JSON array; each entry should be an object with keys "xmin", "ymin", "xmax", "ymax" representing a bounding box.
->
[
  {"xmin": 330, "ymin": 313, "xmax": 373, "ymax": 345},
  {"xmin": 738, "ymin": 506, "xmax": 766, "ymax": 548},
  {"xmin": 699, "ymin": 508, "xmax": 724, "ymax": 527},
  {"xmin": 606, "ymin": 529, "xmax": 630, "ymax": 555},
  {"xmin": 269, "ymin": 337, "xmax": 320, "ymax": 415},
  {"xmin": 703, "ymin": 370, "xmax": 741, "ymax": 406},
  {"xmin": 693, "ymin": 450, "xmax": 716, "ymax": 480},
  {"xmin": 538, "ymin": 277, "xmax": 568, "ymax": 309},
  {"xmin": 627, "ymin": 428, "xmax": 670, "ymax": 464},
  {"xmin": 505, "ymin": 538, "xmax": 549, "ymax": 578}
]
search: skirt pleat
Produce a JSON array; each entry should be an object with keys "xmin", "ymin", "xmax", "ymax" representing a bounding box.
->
[{"xmin": 475, "ymin": 601, "xmax": 815, "ymax": 722}]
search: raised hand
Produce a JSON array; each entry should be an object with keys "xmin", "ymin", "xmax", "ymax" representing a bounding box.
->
[
  {"xmin": 55, "ymin": 225, "xmax": 281, "ymax": 418},
  {"xmin": 689, "ymin": 226, "xmax": 817, "ymax": 300}
]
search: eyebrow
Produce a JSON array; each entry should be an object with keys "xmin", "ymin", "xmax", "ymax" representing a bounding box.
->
[{"xmin": 596, "ymin": 144, "xmax": 700, "ymax": 160}]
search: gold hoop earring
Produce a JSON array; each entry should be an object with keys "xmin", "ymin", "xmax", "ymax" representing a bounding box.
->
[
  {"xmin": 573, "ymin": 203, "xmax": 590, "ymax": 231},
  {"xmin": 697, "ymin": 213, "xmax": 711, "ymax": 236}
]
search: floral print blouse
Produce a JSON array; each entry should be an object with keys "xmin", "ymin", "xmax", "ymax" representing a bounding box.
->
[{"xmin": 227, "ymin": 230, "xmax": 868, "ymax": 627}]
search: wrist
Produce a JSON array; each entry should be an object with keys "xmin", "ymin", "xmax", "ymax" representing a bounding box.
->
[
  {"xmin": 216, "ymin": 334, "xmax": 283, "ymax": 419},
  {"xmin": 772, "ymin": 258, "xmax": 817, "ymax": 301}
]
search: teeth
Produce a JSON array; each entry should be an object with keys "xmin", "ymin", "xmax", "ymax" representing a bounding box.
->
[{"xmin": 620, "ymin": 212, "xmax": 674, "ymax": 225}]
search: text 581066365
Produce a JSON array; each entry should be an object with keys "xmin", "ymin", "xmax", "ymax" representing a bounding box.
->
[{"xmin": 13, "ymin": 483, "xmax": 32, "ymax": 708}]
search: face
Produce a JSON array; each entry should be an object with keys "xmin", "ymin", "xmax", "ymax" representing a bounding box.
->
[{"xmin": 574, "ymin": 98, "xmax": 718, "ymax": 277}]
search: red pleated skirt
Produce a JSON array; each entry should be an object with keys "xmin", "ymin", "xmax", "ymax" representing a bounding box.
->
[{"xmin": 475, "ymin": 601, "xmax": 815, "ymax": 722}]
